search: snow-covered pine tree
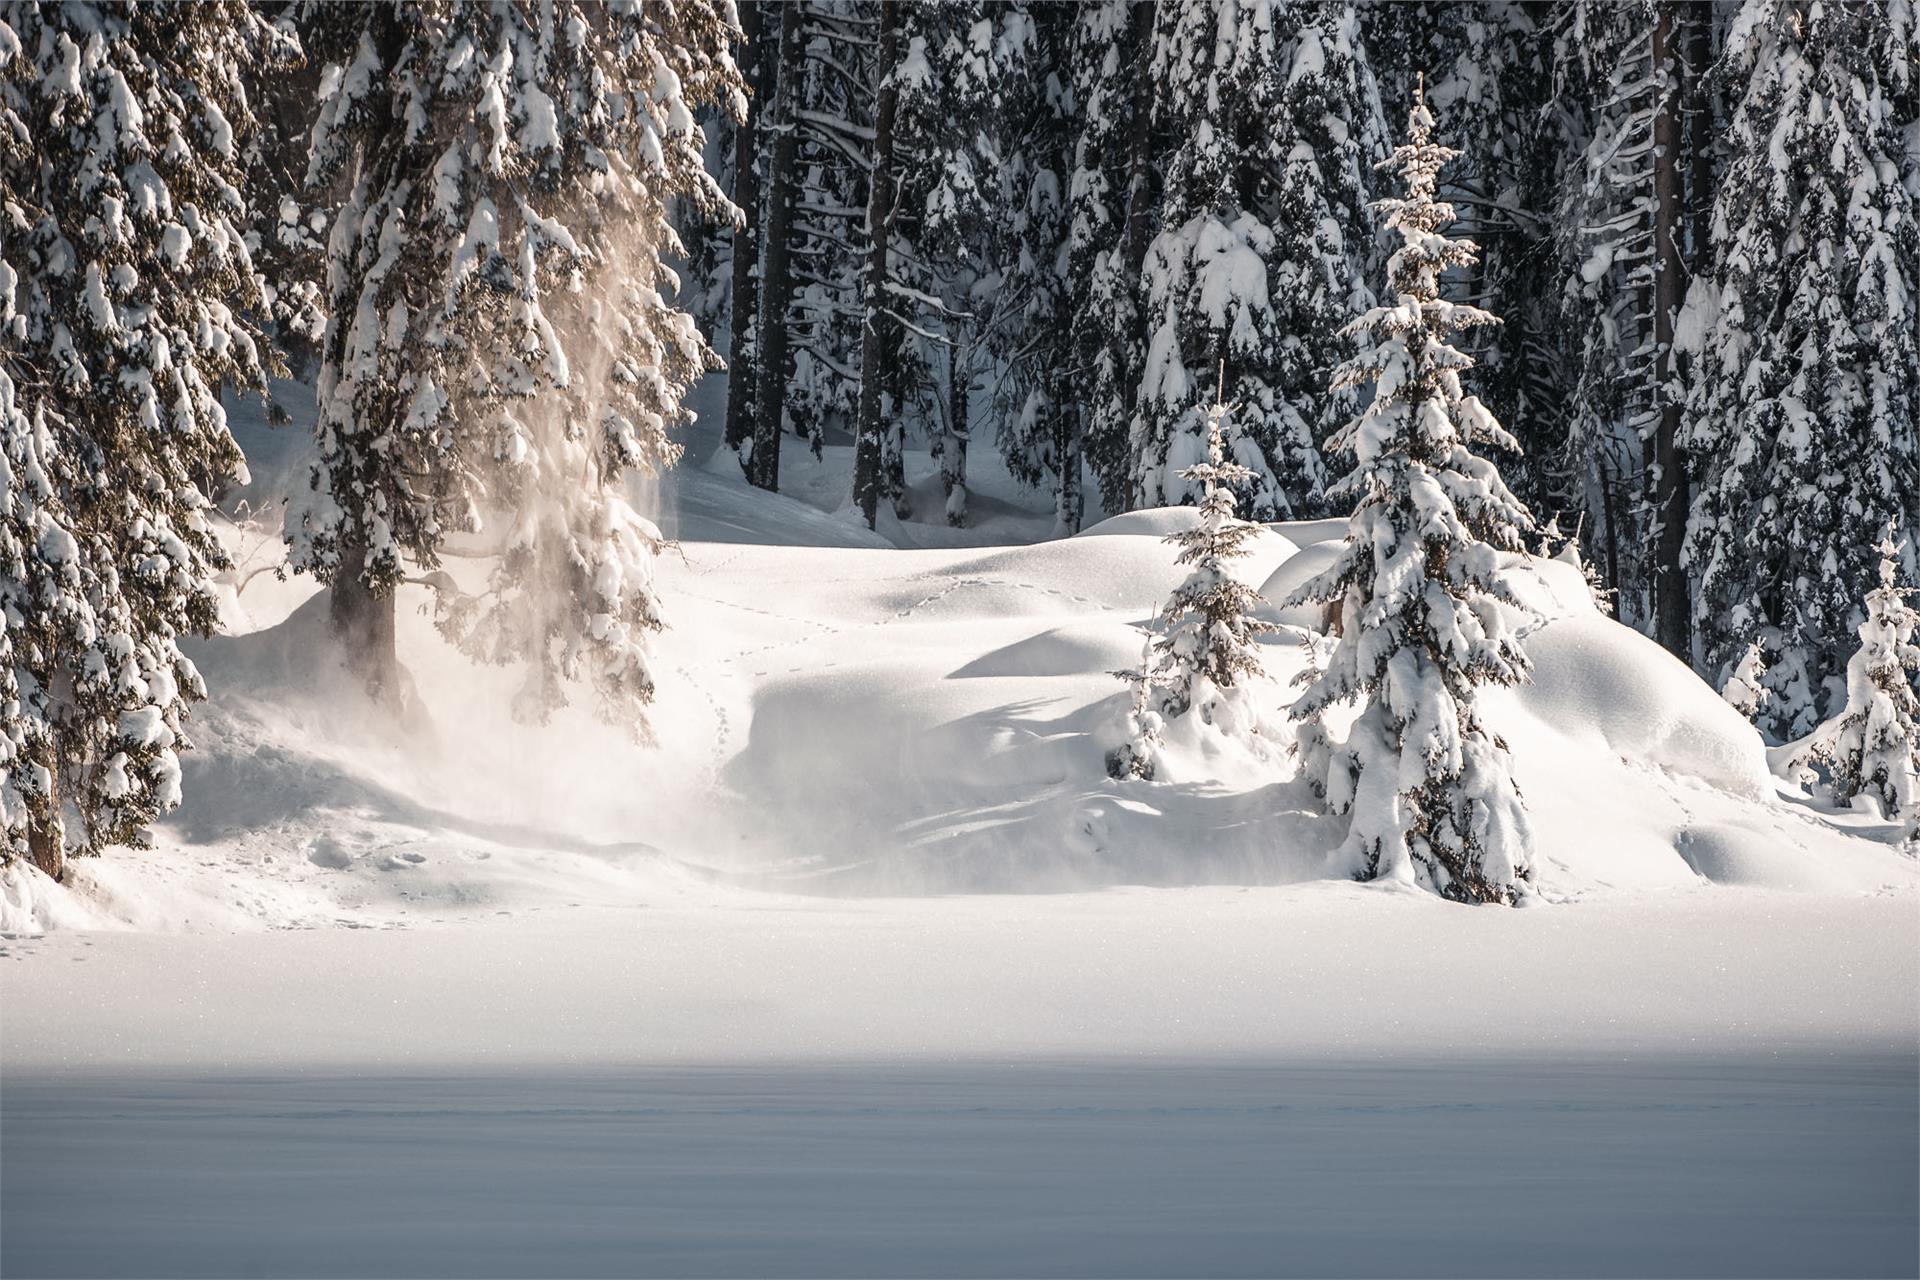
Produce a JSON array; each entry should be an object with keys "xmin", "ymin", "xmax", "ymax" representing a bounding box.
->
[
  {"xmin": 1287, "ymin": 83, "xmax": 1537, "ymax": 906},
  {"xmin": 1551, "ymin": 0, "xmax": 1704, "ymax": 637},
  {"xmin": 851, "ymin": 0, "xmax": 903, "ymax": 528},
  {"xmin": 988, "ymin": 1, "xmax": 1085, "ymax": 535},
  {"xmin": 1108, "ymin": 385, "xmax": 1275, "ymax": 778},
  {"xmin": 1105, "ymin": 657, "xmax": 1166, "ymax": 782},
  {"xmin": 721, "ymin": 0, "xmax": 769, "ymax": 465},
  {"xmin": 1424, "ymin": 2, "xmax": 1571, "ymax": 521},
  {"xmin": 1798, "ymin": 528, "xmax": 1920, "ymax": 837},
  {"xmin": 246, "ymin": 2, "xmax": 335, "ymax": 384},
  {"xmin": 892, "ymin": 0, "xmax": 998, "ymax": 528},
  {"xmin": 748, "ymin": 1, "xmax": 875, "ymax": 489},
  {"xmin": 1131, "ymin": 0, "xmax": 1385, "ymax": 522},
  {"xmin": 1680, "ymin": 0, "xmax": 1920, "ymax": 739},
  {"xmin": 290, "ymin": 0, "xmax": 740, "ymax": 733},
  {"xmin": 0, "ymin": 1, "xmax": 287, "ymax": 877},
  {"xmin": 1067, "ymin": 0, "xmax": 1156, "ymax": 518},
  {"xmin": 1141, "ymin": 390, "xmax": 1277, "ymax": 723}
]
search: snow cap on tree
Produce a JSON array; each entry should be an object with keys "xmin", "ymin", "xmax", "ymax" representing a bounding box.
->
[
  {"xmin": 1286, "ymin": 77, "xmax": 1538, "ymax": 905},
  {"xmin": 1722, "ymin": 641, "xmax": 1771, "ymax": 721}
]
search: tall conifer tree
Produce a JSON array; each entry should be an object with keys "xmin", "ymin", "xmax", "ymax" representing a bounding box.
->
[{"xmin": 1288, "ymin": 85, "xmax": 1537, "ymax": 905}]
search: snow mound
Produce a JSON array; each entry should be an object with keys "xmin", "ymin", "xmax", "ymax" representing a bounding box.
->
[
  {"xmin": 1257, "ymin": 540, "xmax": 1344, "ymax": 629},
  {"xmin": 12, "ymin": 434, "xmax": 1913, "ymax": 930},
  {"xmin": 1077, "ymin": 508, "xmax": 1203, "ymax": 539}
]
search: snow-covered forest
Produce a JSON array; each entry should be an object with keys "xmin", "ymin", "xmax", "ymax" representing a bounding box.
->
[{"xmin": 2, "ymin": 1, "xmax": 1916, "ymax": 1276}]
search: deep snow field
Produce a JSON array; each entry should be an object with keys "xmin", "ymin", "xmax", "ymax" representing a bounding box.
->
[{"xmin": 3, "ymin": 384, "xmax": 1917, "ymax": 1277}]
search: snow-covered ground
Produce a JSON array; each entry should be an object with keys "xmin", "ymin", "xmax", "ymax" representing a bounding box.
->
[
  {"xmin": 4, "ymin": 383, "xmax": 1917, "ymax": 1275},
  {"xmin": 7, "ymin": 1055, "xmax": 1914, "ymax": 1279}
]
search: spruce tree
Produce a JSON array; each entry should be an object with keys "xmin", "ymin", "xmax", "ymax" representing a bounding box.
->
[
  {"xmin": 852, "ymin": 0, "xmax": 903, "ymax": 528},
  {"xmin": 721, "ymin": 0, "xmax": 769, "ymax": 466},
  {"xmin": 1680, "ymin": 0, "xmax": 1920, "ymax": 738},
  {"xmin": 0, "ymin": 0, "xmax": 287, "ymax": 876},
  {"xmin": 1425, "ymin": 2, "xmax": 1571, "ymax": 520},
  {"xmin": 1553, "ymin": 0, "xmax": 1647, "ymax": 624},
  {"xmin": 750, "ymin": 1, "xmax": 874, "ymax": 487},
  {"xmin": 1287, "ymin": 85, "xmax": 1537, "ymax": 906},
  {"xmin": 289, "ymin": 0, "xmax": 740, "ymax": 732},
  {"xmin": 988, "ymin": 2, "xmax": 1084, "ymax": 535},
  {"xmin": 1109, "ymin": 388, "xmax": 1275, "ymax": 777},
  {"xmin": 893, "ymin": 0, "xmax": 998, "ymax": 528},
  {"xmin": 1067, "ymin": 0, "xmax": 1156, "ymax": 518},
  {"xmin": 1798, "ymin": 528, "xmax": 1920, "ymax": 838},
  {"xmin": 1131, "ymin": 0, "xmax": 1385, "ymax": 521}
]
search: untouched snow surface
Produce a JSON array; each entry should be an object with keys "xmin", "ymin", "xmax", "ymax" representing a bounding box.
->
[{"xmin": 4, "ymin": 384, "xmax": 1917, "ymax": 1276}]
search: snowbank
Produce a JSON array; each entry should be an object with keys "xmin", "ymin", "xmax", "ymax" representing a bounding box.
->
[{"xmin": 4, "ymin": 388, "xmax": 1913, "ymax": 934}]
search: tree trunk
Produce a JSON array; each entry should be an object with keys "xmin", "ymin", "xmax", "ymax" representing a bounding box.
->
[
  {"xmin": 943, "ymin": 340, "xmax": 969, "ymax": 527},
  {"xmin": 1601, "ymin": 453, "xmax": 1622, "ymax": 604},
  {"xmin": 27, "ymin": 764, "xmax": 61, "ymax": 882},
  {"xmin": 1056, "ymin": 399, "xmax": 1084, "ymax": 537},
  {"xmin": 748, "ymin": 0, "xmax": 803, "ymax": 493},
  {"xmin": 1119, "ymin": 0, "xmax": 1157, "ymax": 282},
  {"xmin": 1650, "ymin": 2, "xmax": 1691, "ymax": 660},
  {"xmin": 722, "ymin": 1, "xmax": 766, "ymax": 460},
  {"xmin": 1685, "ymin": 4, "xmax": 1715, "ymax": 271},
  {"xmin": 853, "ymin": 0, "xmax": 901, "ymax": 529},
  {"xmin": 331, "ymin": 540, "xmax": 399, "ymax": 702}
]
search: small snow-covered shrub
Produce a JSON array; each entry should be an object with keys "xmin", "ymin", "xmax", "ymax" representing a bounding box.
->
[{"xmin": 1796, "ymin": 530, "xmax": 1920, "ymax": 840}]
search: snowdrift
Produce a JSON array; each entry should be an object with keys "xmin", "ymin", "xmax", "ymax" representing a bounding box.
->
[{"xmin": 3, "ymin": 408, "xmax": 1913, "ymax": 933}]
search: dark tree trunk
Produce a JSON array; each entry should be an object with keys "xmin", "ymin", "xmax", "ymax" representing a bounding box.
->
[
  {"xmin": 722, "ymin": 1, "xmax": 766, "ymax": 459},
  {"xmin": 324, "ymin": 2, "xmax": 405, "ymax": 707},
  {"xmin": 1119, "ymin": 0, "xmax": 1157, "ymax": 281},
  {"xmin": 1601, "ymin": 454, "xmax": 1622, "ymax": 604},
  {"xmin": 748, "ymin": 0, "xmax": 803, "ymax": 493},
  {"xmin": 943, "ymin": 341, "xmax": 969, "ymax": 527},
  {"xmin": 1650, "ymin": 2, "xmax": 1691, "ymax": 660},
  {"xmin": 1056, "ymin": 400, "xmax": 1084, "ymax": 536},
  {"xmin": 27, "ymin": 765, "xmax": 60, "ymax": 881},
  {"xmin": 1685, "ymin": 3, "xmax": 1715, "ymax": 271},
  {"xmin": 853, "ymin": 0, "xmax": 901, "ymax": 529},
  {"xmin": 330, "ymin": 540, "xmax": 399, "ymax": 702}
]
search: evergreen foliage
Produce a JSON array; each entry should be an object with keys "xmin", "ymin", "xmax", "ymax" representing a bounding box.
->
[
  {"xmin": 0, "ymin": 0, "xmax": 287, "ymax": 875},
  {"xmin": 1798, "ymin": 527, "xmax": 1920, "ymax": 838},
  {"xmin": 1109, "ymin": 390, "xmax": 1275, "ymax": 777},
  {"xmin": 990, "ymin": 1, "xmax": 1083, "ymax": 535},
  {"xmin": 1067, "ymin": 0, "xmax": 1154, "ymax": 517},
  {"xmin": 1131, "ymin": 0, "xmax": 1385, "ymax": 521},
  {"xmin": 1286, "ymin": 86, "xmax": 1537, "ymax": 905},
  {"xmin": 1722, "ymin": 640, "xmax": 1771, "ymax": 721},
  {"xmin": 288, "ymin": 0, "xmax": 740, "ymax": 732},
  {"xmin": 1680, "ymin": 0, "xmax": 1920, "ymax": 739}
]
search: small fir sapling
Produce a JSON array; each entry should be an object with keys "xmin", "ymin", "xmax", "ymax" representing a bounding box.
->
[{"xmin": 1108, "ymin": 374, "xmax": 1276, "ymax": 779}]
